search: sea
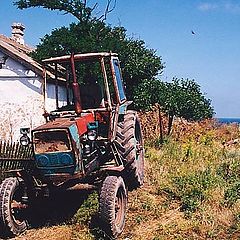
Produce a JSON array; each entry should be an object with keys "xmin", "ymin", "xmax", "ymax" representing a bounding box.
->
[{"xmin": 216, "ymin": 118, "xmax": 240, "ymax": 124}]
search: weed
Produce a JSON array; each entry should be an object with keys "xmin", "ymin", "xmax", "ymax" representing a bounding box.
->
[
  {"xmin": 227, "ymin": 213, "xmax": 240, "ymax": 236},
  {"xmin": 170, "ymin": 169, "xmax": 218, "ymax": 214},
  {"xmin": 224, "ymin": 182, "xmax": 240, "ymax": 206},
  {"xmin": 72, "ymin": 191, "xmax": 99, "ymax": 225},
  {"xmin": 217, "ymin": 159, "xmax": 240, "ymax": 184}
]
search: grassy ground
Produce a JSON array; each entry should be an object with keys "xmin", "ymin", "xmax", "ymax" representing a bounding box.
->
[{"xmin": 8, "ymin": 121, "xmax": 240, "ymax": 240}]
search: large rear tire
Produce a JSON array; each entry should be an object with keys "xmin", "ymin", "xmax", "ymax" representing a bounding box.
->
[
  {"xmin": 0, "ymin": 177, "xmax": 28, "ymax": 237},
  {"xmin": 116, "ymin": 110, "xmax": 144, "ymax": 190},
  {"xmin": 99, "ymin": 176, "xmax": 127, "ymax": 239}
]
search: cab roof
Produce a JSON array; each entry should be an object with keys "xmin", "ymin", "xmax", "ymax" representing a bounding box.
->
[{"xmin": 42, "ymin": 52, "xmax": 118, "ymax": 64}]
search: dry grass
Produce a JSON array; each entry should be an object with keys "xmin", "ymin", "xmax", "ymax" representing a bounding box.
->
[
  {"xmin": 14, "ymin": 225, "xmax": 73, "ymax": 240},
  {"xmin": 5, "ymin": 120, "xmax": 240, "ymax": 240}
]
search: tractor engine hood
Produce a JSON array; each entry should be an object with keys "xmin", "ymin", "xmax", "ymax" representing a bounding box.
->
[
  {"xmin": 33, "ymin": 112, "xmax": 95, "ymax": 135},
  {"xmin": 31, "ymin": 113, "xmax": 95, "ymax": 177}
]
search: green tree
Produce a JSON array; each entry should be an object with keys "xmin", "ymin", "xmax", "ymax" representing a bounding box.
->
[
  {"xmin": 164, "ymin": 78, "xmax": 214, "ymax": 134},
  {"xmin": 169, "ymin": 78, "xmax": 214, "ymax": 121},
  {"xmin": 134, "ymin": 78, "xmax": 214, "ymax": 136},
  {"xmin": 133, "ymin": 79, "xmax": 167, "ymax": 142},
  {"xmin": 26, "ymin": 23, "xmax": 164, "ymax": 99},
  {"xmin": 14, "ymin": 0, "xmax": 213, "ymax": 129},
  {"xmin": 14, "ymin": 0, "xmax": 164, "ymax": 99}
]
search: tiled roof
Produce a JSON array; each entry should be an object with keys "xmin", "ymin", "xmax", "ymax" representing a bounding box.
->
[
  {"xmin": 0, "ymin": 34, "xmax": 33, "ymax": 54},
  {"xmin": 0, "ymin": 35, "xmax": 66, "ymax": 84},
  {"xmin": 0, "ymin": 34, "xmax": 45, "ymax": 77}
]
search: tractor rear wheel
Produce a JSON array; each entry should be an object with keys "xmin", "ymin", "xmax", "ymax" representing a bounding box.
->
[
  {"xmin": 99, "ymin": 176, "xmax": 127, "ymax": 239},
  {"xmin": 0, "ymin": 177, "xmax": 28, "ymax": 237},
  {"xmin": 116, "ymin": 110, "xmax": 144, "ymax": 190}
]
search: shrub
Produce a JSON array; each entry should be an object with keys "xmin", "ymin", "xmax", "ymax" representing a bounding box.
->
[{"xmin": 169, "ymin": 169, "xmax": 218, "ymax": 214}]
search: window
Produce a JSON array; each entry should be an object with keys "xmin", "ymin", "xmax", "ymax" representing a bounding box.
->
[{"xmin": 112, "ymin": 59, "xmax": 126, "ymax": 102}]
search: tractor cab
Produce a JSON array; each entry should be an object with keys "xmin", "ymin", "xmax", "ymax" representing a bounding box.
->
[{"xmin": 42, "ymin": 53, "xmax": 128, "ymax": 138}]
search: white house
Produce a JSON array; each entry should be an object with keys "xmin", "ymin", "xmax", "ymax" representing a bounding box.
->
[{"xmin": 0, "ymin": 23, "xmax": 68, "ymax": 141}]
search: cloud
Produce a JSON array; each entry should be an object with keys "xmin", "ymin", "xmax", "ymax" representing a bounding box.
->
[
  {"xmin": 198, "ymin": 3, "xmax": 218, "ymax": 11},
  {"xmin": 198, "ymin": 1, "xmax": 240, "ymax": 13}
]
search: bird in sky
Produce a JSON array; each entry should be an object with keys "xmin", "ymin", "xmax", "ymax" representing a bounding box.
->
[{"xmin": 191, "ymin": 30, "xmax": 195, "ymax": 35}]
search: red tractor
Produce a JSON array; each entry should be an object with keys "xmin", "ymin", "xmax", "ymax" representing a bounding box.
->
[{"xmin": 0, "ymin": 52, "xmax": 144, "ymax": 239}]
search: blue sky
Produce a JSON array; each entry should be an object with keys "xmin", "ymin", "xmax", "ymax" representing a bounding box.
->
[{"xmin": 1, "ymin": 0, "xmax": 240, "ymax": 117}]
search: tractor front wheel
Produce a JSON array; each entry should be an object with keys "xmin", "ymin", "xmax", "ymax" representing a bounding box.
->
[
  {"xmin": 0, "ymin": 177, "xmax": 28, "ymax": 237},
  {"xmin": 99, "ymin": 176, "xmax": 127, "ymax": 239}
]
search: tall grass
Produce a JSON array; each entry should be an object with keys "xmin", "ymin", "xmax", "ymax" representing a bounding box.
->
[
  {"xmin": 12, "ymin": 120, "xmax": 240, "ymax": 239},
  {"xmin": 122, "ymin": 121, "xmax": 240, "ymax": 239}
]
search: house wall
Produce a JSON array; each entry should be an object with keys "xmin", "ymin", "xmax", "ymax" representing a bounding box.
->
[
  {"xmin": 45, "ymin": 83, "xmax": 69, "ymax": 112},
  {"xmin": 0, "ymin": 52, "xmax": 67, "ymax": 141}
]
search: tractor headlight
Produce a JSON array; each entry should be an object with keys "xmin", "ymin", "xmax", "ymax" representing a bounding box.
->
[
  {"xmin": 87, "ymin": 130, "xmax": 98, "ymax": 141},
  {"xmin": 20, "ymin": 135, "xmax": 30, "ymax": 146},
  {"xmin": 87, "ymin": 121, "xmax": 98, "ymax": 141},
  {"xmin": 20, "ymin": 127, "xmax": 30, "ymax": 146}
]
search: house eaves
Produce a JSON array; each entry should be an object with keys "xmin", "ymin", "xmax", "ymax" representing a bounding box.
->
[
  {"xmin": 0, "ymin": 35, "xmax": 58, "ymax": 81},
  {"xmin": 0, "ymin": 35, "xmax": 45, "ymax": 77}
]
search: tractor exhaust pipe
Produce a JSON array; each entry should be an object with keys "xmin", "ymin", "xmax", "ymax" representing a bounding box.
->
[{"xmin": 70, "ymin": 53, "xmax": 82, "ymax": 115}]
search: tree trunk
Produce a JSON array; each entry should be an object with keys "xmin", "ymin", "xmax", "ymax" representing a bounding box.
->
[
  {"xmin": 167, "ymin": 113, "xmax": 174, "ymax": 135},
  {"xmin": 157, "ymin": 105, "xmax": 164, "ymax": 143}
]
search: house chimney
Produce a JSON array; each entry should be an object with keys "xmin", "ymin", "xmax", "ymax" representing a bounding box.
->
[{"xmin": 11, "ymin": 23, "xmax": 25, "ymax": 45}]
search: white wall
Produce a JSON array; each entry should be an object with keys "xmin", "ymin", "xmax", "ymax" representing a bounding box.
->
[
  {"xmin": 0, "ymin": 53, "xmax": 68, "ymax": 141},
  {"xmin": 45, "ymin": 83, "xmax": 68, "ymax": 112}
]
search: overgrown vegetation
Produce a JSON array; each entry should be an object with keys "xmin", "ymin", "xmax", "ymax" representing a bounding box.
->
[{"xmin": 11, "ymin": 120, "xmax": 240, "ymax": 240}]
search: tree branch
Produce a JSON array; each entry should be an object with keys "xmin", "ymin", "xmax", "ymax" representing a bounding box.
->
[
  {"xmin": 97, "ymin": 0, "xmax": 116, "ymax": 21},
  {"xmin": 14, "ymin": 0, "xmax": 117, "ymax": 23}
]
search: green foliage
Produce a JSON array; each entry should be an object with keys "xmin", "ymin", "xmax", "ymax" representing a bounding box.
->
[
  {"xmin": 133, "ymin": 79, "xmax": 165, "ymax": 111},
  {"xmin": 170, "ymin": 78, "xmax": 214, "ymax": 121},
  {"xmin": 217, "ymin": 159, "xmax": 240, "ymax": 206},
  {"xmin": 217, "ymin": 159, "xmax": 240, "ymax": 184},
  {"xmin": 73, "ymin": 191, "xmax": 99, "ymax": 224},
  {"xmin": 224, "ymin": 182, "xmax": 240, "ymax": 206},
  {"xmin": 171, "ymin": 169, "xmax": 218, "ymax": 214},
  {"xmin": 134, "ymin": 78, "xmax": 214, "ymax": 136},
  {"xmin": 28, "ymin": 21, "xmax": 163, "ymax": 99},
  {"xmin": 134, "ymin": 78, "xmax": 214, "ymax": 121},
  {"xmin": 14, "ymin": 0, "xmax": 213, "ymax": 118}
]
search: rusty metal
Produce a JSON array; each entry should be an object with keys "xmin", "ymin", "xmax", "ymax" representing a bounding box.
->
[
  {"xmin": 33, "ymin": 113, "xmax": 93, "ymax": 131},
  {"xmin": 44, "ymin": 172, "xmax": 85, "ymax": 186},
  {"xmin": 55, "ymin": 63, "xmax": 59, "ymax": 109},
  {"xmin": 110, "ymin": 104, "xmax": 119, "ymax": 141},
  {"xmin": 42, "ymin": 66, "xmax": 47, "ymax": 112},
  {"xmin": 0, "ymin": 51, "xmax": 144, "ymax": 239},
  {"xmin": 70, "ymin": 53, "xmax": 82, "ymax": 115},
  {"xmin": 66, "ymin": 69, "xmax": 70, "ymax": 105},
  {"xmin": 42, "ymin": 52, "xmax": 118, "ymax": 64},
  {"xmin": 103, "ymin": 166, "xmax": 124, "ymax": 172}
]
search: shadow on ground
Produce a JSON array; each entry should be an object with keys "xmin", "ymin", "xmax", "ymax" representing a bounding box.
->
[{"xmin": 27, "ymin": 188, "xmax": 92, "ymax": 228}]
